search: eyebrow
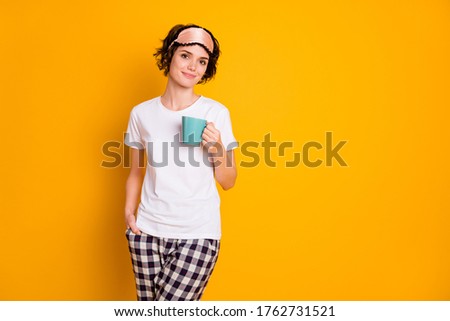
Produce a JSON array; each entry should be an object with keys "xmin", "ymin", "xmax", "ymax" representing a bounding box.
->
[{"xmin": 179, "ymin": 49, "xmax": 209, "ymax": 60}]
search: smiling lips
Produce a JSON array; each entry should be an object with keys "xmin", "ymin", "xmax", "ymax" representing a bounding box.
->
[{"xmin": 182, "ymin": 72, "xmax": 196, "ymax": 79}]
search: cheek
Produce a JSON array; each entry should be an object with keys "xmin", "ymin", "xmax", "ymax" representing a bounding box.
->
[
  {"xmin": 170, "ymin": 57, "xmax": 182, "ymax": 69},
  {"xmin": 200, "ymin": 63, "xmax": 208, "ymax": 75}
]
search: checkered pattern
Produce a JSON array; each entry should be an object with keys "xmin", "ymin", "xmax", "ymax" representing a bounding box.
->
[{"xmin": 125, "ymin": 229, "xmax": 220, "ymax": 301}]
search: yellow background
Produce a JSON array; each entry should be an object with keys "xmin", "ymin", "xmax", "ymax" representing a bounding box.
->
[{"xmin": 1, "ymin": 0, "xmax": 449, "ymax": 300}]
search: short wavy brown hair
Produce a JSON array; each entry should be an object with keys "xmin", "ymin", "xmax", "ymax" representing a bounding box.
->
[{"xmin": 153, "ymin": 24, "xmax": 221, "ymax": 84}]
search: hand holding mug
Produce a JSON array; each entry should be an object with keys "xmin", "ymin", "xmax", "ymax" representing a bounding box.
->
[{"xmin": 201, "ymin": 122, "xmax": 225, "ymax": 156}]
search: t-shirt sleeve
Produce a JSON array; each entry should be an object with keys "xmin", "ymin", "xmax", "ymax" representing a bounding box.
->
[
  {"xmin": 124, "ymin": 109, "xmax": 145, "ymax": 150},
  {"xmin": 215, "ymin": 108, "xmax": 238, "ymax": 151}
]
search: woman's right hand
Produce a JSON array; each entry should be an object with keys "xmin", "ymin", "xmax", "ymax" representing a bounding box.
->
[{"xmin": 125, "ymin": 212, "xmax": 142, "ymax": 235}]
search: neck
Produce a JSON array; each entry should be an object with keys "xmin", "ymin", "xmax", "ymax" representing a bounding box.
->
[{"xmin": 161, "ymin": 79, "xmax": 200, "ymax": 111}]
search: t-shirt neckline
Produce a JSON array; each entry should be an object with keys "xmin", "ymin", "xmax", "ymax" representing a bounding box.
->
[{"xmin": 157, "ymin": 95, "xmax": 203, "ymax": 113}]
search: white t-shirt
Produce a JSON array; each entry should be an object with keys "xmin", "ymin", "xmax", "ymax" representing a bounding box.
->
[{"xmin": 124, "ymin": 96, "xmax": 237, "ymax": 240}]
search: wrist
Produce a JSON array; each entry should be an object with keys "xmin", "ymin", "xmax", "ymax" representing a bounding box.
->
[{"xmin": 208, "ymin": 142, "xmax": 225, "ymax": 157}]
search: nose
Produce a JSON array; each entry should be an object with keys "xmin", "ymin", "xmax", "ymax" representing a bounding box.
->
[{"xmin": 188, "ymin": 60, "xmax": 196, "ymax": 71}]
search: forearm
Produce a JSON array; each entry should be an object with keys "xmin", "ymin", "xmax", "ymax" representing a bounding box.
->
[
  {"xmin": 212, "ymin": 148, "xmax": 237, "ymax": 190},
  {"xmin": 125, "ymin": 172, "xmax": 144, "ymax": 216}
]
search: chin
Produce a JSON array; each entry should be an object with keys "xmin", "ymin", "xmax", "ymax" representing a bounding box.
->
[{"xmin": 179, "ymin": 78, "xmax": 200, "ymax": 88}]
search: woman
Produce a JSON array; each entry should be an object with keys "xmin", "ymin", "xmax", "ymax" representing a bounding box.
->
[{"xmin": 124, "ymin": 24, "xmax": 237, "ymax": 301}]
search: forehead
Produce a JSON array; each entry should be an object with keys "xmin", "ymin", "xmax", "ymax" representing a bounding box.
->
[{"xmin": 175, "ymin": 45, "xmax": 209, "ymax": 59}]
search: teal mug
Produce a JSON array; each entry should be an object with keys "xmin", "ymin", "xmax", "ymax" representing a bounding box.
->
[{"xmin": 182, "ymin": 116, "xmax": 207, "ymax": 145}]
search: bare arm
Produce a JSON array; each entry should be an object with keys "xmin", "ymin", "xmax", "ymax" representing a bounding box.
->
[
  {"xmin": 124, "ymin": 148, "xmax": 145, "ymax": 234},
  {"xmin": 212, "ymin": 149, "xmax": 237, "ymax": 190},
  {"xmin": 202, "ymin": 122, "xmax": 237, "ymax": 190}
]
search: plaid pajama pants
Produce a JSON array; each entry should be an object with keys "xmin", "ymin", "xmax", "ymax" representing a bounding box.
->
[{"xmin": 125, "ymin": 228, "xmax": 220, "ymax": 301}]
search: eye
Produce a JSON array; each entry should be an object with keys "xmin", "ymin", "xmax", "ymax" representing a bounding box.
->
[
  {"xmin": 200, "ymin": 60, "xmax": 207, "ymax": 66},
  {"xmin": 181, "ymin": 53, "xmax": 188, "ymax": 59}
]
